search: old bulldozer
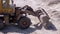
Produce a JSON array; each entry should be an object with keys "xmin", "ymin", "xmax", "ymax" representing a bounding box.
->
[{"xmin": 0, "ymin": 0, "xmax": 32, "ymax": 29}]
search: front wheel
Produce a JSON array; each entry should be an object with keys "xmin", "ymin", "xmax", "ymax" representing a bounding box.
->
[{"xmin": 18, "ymin": 17, "xmax": 32, "ymax": 29}]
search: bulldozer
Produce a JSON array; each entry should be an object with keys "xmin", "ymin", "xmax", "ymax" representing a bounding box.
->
[{"xmin": 0, "ymin": 0, "xmax": 32, "ymax": 29}]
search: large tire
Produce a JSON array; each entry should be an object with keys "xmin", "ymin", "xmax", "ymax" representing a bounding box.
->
[
  {"xmin": 18, "ymin": 17, "xmax": 32, "ymax": 29},
  {"xmin": 0, "ymin": 19, "xmax": 4, "ymax": 30}
]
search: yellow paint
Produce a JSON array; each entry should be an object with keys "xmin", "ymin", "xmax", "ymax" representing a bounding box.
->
[{"xmin": 0, "ymin": 0, "xmax": 15, "ymax": 14}]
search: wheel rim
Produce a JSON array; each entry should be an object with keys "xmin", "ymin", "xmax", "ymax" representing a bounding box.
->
[{"xmin": 21, "ymin": 21, "xmax": 29, "ymax": 27}]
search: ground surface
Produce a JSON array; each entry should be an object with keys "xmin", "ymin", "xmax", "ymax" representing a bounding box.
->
[{"xmin": 0, "ymin": 0, "xmax": 60, "ymax": 34}]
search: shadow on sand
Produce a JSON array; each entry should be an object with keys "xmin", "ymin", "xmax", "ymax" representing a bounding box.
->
[
  {"xmin": 34, "ymin": 21, "xmax": 57, "ymax": 31},
  {"xmin": 0, "ymin": 21, "xmax": 57, "ymax": 34},
  {"xmin": 0, "ymin": 25, "xmax": 37, "ymax": 34}
]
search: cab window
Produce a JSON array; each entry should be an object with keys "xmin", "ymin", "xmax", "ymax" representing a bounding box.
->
[{"xmin": 2, "ymin": 0, "xmax": 7, "ymax": 8}]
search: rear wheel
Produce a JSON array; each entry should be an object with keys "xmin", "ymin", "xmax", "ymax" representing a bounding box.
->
[
  {"xmin": 18, "ymin": 17, "xmax": 32, "ymax": 29},
  {"xmin": 0, "ymin": 19, "xmax": 4, "ymax": 30}
]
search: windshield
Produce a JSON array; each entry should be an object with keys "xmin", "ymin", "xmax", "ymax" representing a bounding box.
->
[
  {"xmin": 2, "ymin": 0, "xmax": 6, "ymax": 8},
  {"xmin": 9, "ymin": 0, "xmax": 14, "ymax": 8},
  {"xmin": 2, "ymin": 0, "xmax": 14, "ymax": 8},
  {"xmin": 9, "ymin": 0, "xmax": 13, "ymax": 5}
]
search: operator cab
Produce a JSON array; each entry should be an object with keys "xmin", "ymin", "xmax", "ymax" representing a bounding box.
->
[
  {"xmin": 2, "ymin": 0, "xmax": 14, "ymax": 8},
  {"xmin": 0, "ymin": 0, "xmax": 15, "ymax": 14}
]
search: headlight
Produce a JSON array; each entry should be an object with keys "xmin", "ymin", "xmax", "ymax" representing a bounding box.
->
[{"xmin": 0, "ymin": 15, "xmax": 4, "ymax": 17}]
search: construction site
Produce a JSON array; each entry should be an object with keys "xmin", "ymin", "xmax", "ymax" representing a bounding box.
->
[{"xmin": 0, "ymin": 0, "xmax": 60, "ymax": 34}]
